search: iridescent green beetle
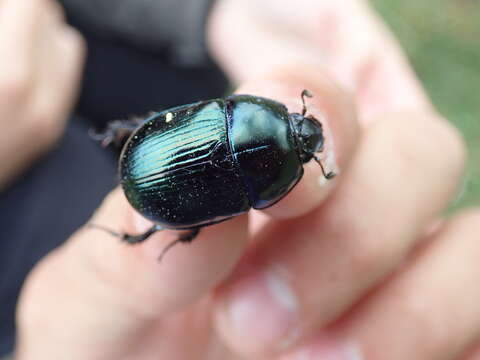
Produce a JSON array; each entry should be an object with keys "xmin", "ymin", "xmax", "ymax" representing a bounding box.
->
[{"xmin": 92, "ymin": 90, "xmax": 334, "ymax": 260}]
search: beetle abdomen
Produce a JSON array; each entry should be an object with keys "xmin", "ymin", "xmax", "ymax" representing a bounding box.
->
[{"xmin": 120, "ymin": 100, "xmax": 250, "ymax": 228}]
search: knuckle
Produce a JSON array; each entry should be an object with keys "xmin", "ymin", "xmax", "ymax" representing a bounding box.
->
[
  {"xmin": 391, "ymin": 289, "xmax": 453, "ymax": 355},
  {"xmin": 347, "ymin": 246, "xmax": 380, "ymax": 276},
  {"xmin": 0, "ymin": 70, "xmax": 31, "ymax": 100},
  {"xmin": 65, "ymin": 26, "xmax": 87, "ymax": 56},
  {"xmin": 348, "ymin": 238, "xmax": 392, "ymax": 275},
  {"xmin": 32, "ymin": 103, "xmax": 59, "ymax": 123},
  {"xmin": 379, "ymin": 112, "xmax": 467, "ymax": 182},
  {"xmin": 428, "ymin": 117, "xmax": 467, "ymax": 175},
  {"xmin": 410, "ymin": 115, "xmax": 466, "ymax": 176},
  {"xmin": 48, "ymin": 0, "xmax": 67, "ymax": 22},
  {"xmin": 321, "ymin": 211, "xmax": 397, "ymax": 276},
  {"xmin": 59, "ymin": 27, "xmax": 87, "ymax": 74},
  {"xmin": 29, "ymin": 103, "xmax": 65, "ymax": 143}
]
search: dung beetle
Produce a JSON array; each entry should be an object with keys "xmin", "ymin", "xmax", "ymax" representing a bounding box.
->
[{"xmin": 91, "ymin": 90, "xmax": 335, "ymax": 260}]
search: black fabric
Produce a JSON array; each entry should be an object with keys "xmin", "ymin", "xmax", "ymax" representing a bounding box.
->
[
  {"xmin": 65, "ymin": 6, "xmax": 228, "ymax": 128},
  {"xmin": 59, "ymin": 0, "xmax": 216, "ymax": 65},
  {"xmin": 0, "ymin": 3, "xmax": 227, "ymax": 355}
]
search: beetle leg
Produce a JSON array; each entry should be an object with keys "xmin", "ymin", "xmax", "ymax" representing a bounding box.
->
[
  {"xmin": 87, "ymin": 223, "xmax": 164, "ymax": 244},
  {"xmin": 178, "ymin": 227, "xmax": 200, "ymax": 243},
  {"xmin": 121, "ymin": 224, "xmax": 165, "ymax": 244},
  {"xmin": 89, "ymin": 116, "xmax": 149, "ymax": 148},
  {"xmin": 157, "ymin": 228, "xmax": 201, "ymax": 262},
  {"xmin": 159, "ymin": 228, "xmax": 200, "ymax": 253},
  {"xmin": 313, "ymin": 155, "xmax": 336, "ymax": 180},
  {"xmin": 89, "ymin": 223, "xmax": 201, "ymax": 262}
]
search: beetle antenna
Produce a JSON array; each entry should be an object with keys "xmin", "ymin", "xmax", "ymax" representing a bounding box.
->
[
  {"xmin": 301, "ymin": 89, "xmax": 313, "ymax": 116},
  {"xmin": 313, "ymin": 155, "xmax": 336, "ymax": 180}
]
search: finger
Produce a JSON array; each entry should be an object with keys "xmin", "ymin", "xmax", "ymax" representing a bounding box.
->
[
  {"xmin": 0, "ymin": 0, "xmax": 44, "ymax": 104},
  {"xmin": 44, "ymin": 0, "xmax": 66, "ymax": 23},
  {"xmin": 310, "ymin": 0, "xmax": 433, "ymax": 120},
  {"xmin": 0, "ymin": 0, "xmax": 73, "ymax": 187},
  {"xmin": 235, "ymin": 65, "xmax": 359, "ymax": 219},
  {"xmin": 207, "ymin": 0, "xmax": 326, "ymax": 84},
  {"xmin": 283, "ymin": 209, "xmax": 480, "ymax": 360},
  {"xmin": 207, "ymin": 0, "xmax": 432, "ymax": 122},
  {"xmin": 28, "ymin": 10, "xmax": 85, "ymax": 143},
  {"xmin": 77, "ymin": 188, "xmax": 249, "ymax": 313},
  {"xmin": 213, "ymin": 112, "xmax": 466, "ymax": 357},
  {"xmin": 17, "ymin": 188, "xmax": 249, "ymax": 356}
]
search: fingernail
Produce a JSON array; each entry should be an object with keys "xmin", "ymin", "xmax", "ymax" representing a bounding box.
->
[
  {"xmin": 218, "ymin": 265, "xmax": 300, "ymax": 353},
  {"xmin": 285, "ymin": 336, "xmax": 363, "ymax": 360}
]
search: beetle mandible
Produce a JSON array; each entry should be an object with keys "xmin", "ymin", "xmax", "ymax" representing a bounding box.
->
[{"xmin": 91, "ymin": 90, "xmax": 335, "ymax": 260}]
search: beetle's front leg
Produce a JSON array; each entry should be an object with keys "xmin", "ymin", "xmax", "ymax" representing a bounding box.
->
[
  {"xmin": 89, "ymin": 115, "xmax": 153, "ymax": 148},
  {"xmin": 88, "ymin": 223, "xmax": 201, "ymax": 262},
  {"xmin": 157, "ymin": 228, "xmax": 201, "ymax": 262},
  {"xmin": 88, "ymin": 223, "xmax": 165, "ymax": 243}
]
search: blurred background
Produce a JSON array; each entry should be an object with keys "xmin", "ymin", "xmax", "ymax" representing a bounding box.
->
[{"xmin": 372, "ymin": 0, "xmax": 480, "ymax": 209}]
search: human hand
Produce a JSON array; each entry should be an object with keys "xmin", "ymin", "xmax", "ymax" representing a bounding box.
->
[
  {"xmin": 0, "ymin": 0, "xmax": 85, "ymax": 189},
  {"xmin": 207, "ymin": 0, "xmax": 433, "ymax": 123},
  {"xmin": 15, "ymin": 2, "xmax": 479, "ymax": 360}
]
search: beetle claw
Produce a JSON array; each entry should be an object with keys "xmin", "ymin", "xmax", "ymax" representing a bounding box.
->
[
  {"xmin": 87, "ymin": 223, "xmax": 164, "ymax": 244},
  {"xmin": 157, "ymin": 228, "xmax": 201, "ymax": 262},
  {"xmin": 313, "ymin": 155, "xmax": 336, "ymax": 180}
]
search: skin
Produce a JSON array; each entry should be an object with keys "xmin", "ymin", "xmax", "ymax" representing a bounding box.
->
[
  {"xmin": 10, "ymin": 0, "xmax": 480, "ymax": 359},
  {"xmin": 0, "ymin": 0, "xmax": 85, "ymax": 190}
]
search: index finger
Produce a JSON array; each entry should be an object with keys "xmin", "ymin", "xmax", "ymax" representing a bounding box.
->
[
  {"xmin": 235, "ymin": 65, "xmax": 359, "ymax": 219},
  {"xmin": 312, "ymin": 0, "xmax": 433, "ymax": 120},
  {"xmin": 16, "ymin": 186, "xmax": 249, "ymax": 357}
]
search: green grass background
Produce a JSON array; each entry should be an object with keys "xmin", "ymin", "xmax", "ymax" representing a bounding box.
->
[{"xmin": 371, "ymin": 0, "xmax": 480, "ymax": 209}]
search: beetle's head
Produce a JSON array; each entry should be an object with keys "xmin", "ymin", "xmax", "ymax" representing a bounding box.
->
[
  {"xmin": 289, "ymin": 90, "xmax": 335, "ymax": 180},
  {"xmin": 290, "ymin": 112, "xmax": 325, "ymax": 163}
]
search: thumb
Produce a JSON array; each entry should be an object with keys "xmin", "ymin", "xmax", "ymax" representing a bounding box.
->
[{"xmin": 16, "ymin": 188, "xmax": 248, "ymax": 358}]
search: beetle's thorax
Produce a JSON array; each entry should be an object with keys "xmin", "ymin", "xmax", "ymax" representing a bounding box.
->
[{"xmin": 289, "ymin": 113, "xmax": 325, "ymax": 164}]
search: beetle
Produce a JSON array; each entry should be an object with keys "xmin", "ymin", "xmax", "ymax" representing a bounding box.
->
[{"xmin": 91, "ymin": 90, "xmax": 335, "ymax": 260}]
